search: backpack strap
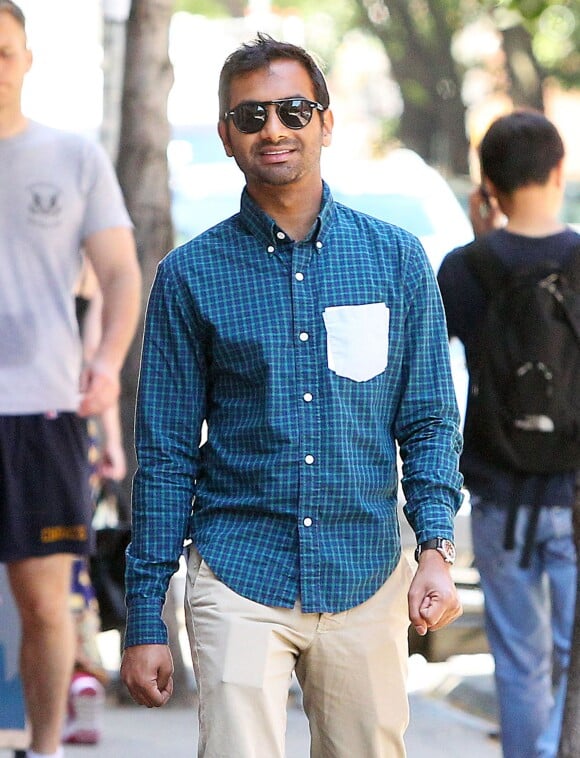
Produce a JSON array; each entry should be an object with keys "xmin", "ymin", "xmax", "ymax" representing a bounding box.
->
[
  {"xmin": 562, "ymin": 243, "xmax": 580, "ymax": 288},
  {"xmin": 546, "ymin": 243, "xmax": 580, "ymax": 347},
  {"xmin": 465, "ymin": 239, "xmax": 580, "ymax": 344},
  {"xmin": 461, "ymin": 236, "xmax": 511, "ymax": 297}
]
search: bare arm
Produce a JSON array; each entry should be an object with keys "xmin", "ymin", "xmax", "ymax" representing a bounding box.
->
[
  {"xmin": 408, "ymin": 551, "xmax": 462, "ymax": 636},
  {"xmin": 76, "ymin": 260, "xmax": 128, "ymax": 479},
  {"xmin": 79, "ymin": 226, "xmax": 141, "ymax": 417},
  {"xmin": 77, "ymin": 259, "xmax": 102, "ymax": 360}
]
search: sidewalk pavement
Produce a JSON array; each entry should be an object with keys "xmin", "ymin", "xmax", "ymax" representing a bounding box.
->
[{"xmin": 0, "ymin": 654, "xmax": 501, "ymax": 758}]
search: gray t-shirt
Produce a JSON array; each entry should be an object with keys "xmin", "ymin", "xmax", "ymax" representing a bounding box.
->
[{"xmin": 0, "ymin": 121, "xmax": 132, "ymax": 414}]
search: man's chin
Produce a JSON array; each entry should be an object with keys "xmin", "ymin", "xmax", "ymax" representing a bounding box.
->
[{"xmin": 253, "ymin": 165, "xmax": 304, "ymax": 187}]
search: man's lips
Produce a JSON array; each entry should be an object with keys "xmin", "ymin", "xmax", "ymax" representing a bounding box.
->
[
  {"xmin": 257, "ymin": 142, "xmax": 297, "ymax": 164},
  {"xmin": 260, "ymin": 149, "xmax": 293, "ymax": 164}
]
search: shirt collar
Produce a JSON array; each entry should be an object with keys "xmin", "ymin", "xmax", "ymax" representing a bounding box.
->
[{"xmin": 238, "ymin": 181, "xmax": 334, "ymax": 255}]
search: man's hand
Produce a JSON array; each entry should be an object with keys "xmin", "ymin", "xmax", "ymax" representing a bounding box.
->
[
  {"xmin": 468, "ymin": 186, "xmax": 505, "ymax": 238},
  {"xmin": 121, "ymin": 644, "xmax": 174, "ymax": 708},
  {"xmin": 98, "ymin": 435, "xmax": 126, "ymax": 480},
  {"xmin": 408, "ymin": 551, "xmax": 463, "ymax": 637},
  {"xmin": 78, "ymin": 361, "xmax": 120, "ymax": 418}
]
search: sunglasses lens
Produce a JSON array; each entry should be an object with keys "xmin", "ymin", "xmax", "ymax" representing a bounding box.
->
[
  {"xmin": 229, "ymin": 100, "xmax": 319, "ymax": 133},
  {"xmin": 233, "ymin": 103, "xmax": 267, "ymax": 134},
  {"xmin": 278, "ymin": 99, "xmax": 313, "ymax": 129}
]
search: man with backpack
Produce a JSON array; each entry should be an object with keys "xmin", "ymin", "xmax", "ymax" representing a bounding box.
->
[{"xmin": 438, "ymin": 110, "xmax": 579, "ymax": 758}]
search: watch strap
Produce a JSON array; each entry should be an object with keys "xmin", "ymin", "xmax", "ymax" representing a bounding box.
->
[{"xmin": 414, "ymin": 537, "xmax": 456, "ymax": 564}]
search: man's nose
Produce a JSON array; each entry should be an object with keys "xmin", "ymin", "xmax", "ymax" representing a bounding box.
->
[{"xmin": 259, "ymin": 104, "xmax": 287, "ymax": 139}]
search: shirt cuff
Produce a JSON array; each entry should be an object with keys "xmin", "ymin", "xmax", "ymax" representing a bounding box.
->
[
  {"xmin": 406, "ymin": 498, "xmax": 461, "ymax": 546},
  {"xmin": 124, "ymin": 597, "xmax": 168, "ymax": 648}
]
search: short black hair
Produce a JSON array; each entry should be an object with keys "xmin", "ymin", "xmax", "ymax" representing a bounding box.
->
[
  {"xmin": 479, "ymin": 110, "xmax": 564, "ymax": 194},
  {"xmin": 218, "ymin": 32, "xmax": 329, "ymax": 119},
  {"xmin": 0, "ymin": 0, "xmax": 25, "ymax": 29}
]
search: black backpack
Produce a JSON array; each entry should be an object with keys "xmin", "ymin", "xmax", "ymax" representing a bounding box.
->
[{"xmin": 463, "ymin": 237, "xmax": 580, "ymax": 475}]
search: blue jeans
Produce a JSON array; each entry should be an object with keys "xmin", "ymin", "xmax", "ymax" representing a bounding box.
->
[{"xmin": 471, "ymin": 498, "xmax": 576, "ymax": 758}]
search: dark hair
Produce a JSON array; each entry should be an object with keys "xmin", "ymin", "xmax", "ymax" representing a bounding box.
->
[
  {"xmin": 0, "ymin": 0, "xmax": 25, "ymax": 29},
  {"xmin": 479, "ymin": 110, "xmax": 564, "ymax": 194},
  {"xmin": 218, "ymin": 32, "xmax": 329, "ymax": 119}
]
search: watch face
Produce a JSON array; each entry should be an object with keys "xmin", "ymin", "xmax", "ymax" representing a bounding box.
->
[
  {"xmin": 414, "ymin": 538, "xmax": 456, "ymax": 564},
  {"xmin": 440, "ymin": 539, "xmax": 456, "ymax": 563}
]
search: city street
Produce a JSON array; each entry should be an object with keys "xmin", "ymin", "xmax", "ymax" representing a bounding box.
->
[
  {"xmin": 2, "ymin": 559, "xmax": 498, "ymax": 758},
  {"xmin": 0, "ymin": 653, "xmax": 501, "ymax": 758}
]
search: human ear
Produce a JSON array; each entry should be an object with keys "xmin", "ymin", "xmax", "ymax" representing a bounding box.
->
[
  {"xmin": 552, "ymin": 158, "xmax": 565, "ymax": 189},
  {"xmin": 217, "ymin": 120, "xmax": 234, "ymax": 158},
  {"xmin": 321, "ymin": 108, "xmax": 334, "ymax": 147}
]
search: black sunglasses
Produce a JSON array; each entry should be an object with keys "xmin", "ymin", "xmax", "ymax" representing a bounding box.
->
[{"xmin": 224, "ymin": 98, "xmax": 326, "ymax": 134}]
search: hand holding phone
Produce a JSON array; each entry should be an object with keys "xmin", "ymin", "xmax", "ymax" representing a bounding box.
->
[
  {"xmin": 468, "ymin": 185, "xmax": 503, "ymax": 236},
  {"xmin": 479, "ymin": 184, "xmax": 491, "ymax": 213}
]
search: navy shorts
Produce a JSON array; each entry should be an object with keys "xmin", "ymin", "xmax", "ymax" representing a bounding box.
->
[{"xmin": 0, "ymin": 413, "xmax": 94, "ymax": 562}]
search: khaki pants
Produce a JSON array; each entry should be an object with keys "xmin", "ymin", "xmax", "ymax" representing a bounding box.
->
[{"xmin": 185, "ymin": 548, "xmax": 413, "ymax": 758}]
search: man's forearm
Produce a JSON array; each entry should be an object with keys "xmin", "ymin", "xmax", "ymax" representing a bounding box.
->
[{"xmin": 95, "ymin": 264, "xmax": 142, "ymax": 372}]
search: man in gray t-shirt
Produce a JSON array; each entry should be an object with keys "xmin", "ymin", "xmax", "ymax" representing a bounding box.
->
[{"xmin": 0, "ymin": 4, "xmax": 141, "ymax": 757}]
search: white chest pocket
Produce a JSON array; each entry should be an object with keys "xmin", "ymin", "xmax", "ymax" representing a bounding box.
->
[{"xmin": 322, "ymin": 302, "xmax": 389, "ymax": 382}]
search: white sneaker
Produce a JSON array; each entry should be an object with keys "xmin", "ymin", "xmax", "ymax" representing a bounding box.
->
[{"xmin": 62, "ymin": 673, "xmax": 105, "ymax": 745}]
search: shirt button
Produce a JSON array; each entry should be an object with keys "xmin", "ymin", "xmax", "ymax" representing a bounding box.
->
[
  {"xmin": 267, "ymin": 245, "xmax": 275, "ymax": 253},
  {"xmin": 276, "ymin": 231, "xmax": 286, "ymax": 240},
  {"xmin": 304, "ymin": 454, "xmax": 315, "ymax": 464},
  {"xmin": 316, "ymin": 241, "xmax": 323, "ymax": 249},
  {"xmin": 303, "ymin": 517, "xmax": 313, "ymax": 527},
  {"xmin": 295, "ymin": 272, "xmax": 304, "ymax": 281},
  {"xmin": 303, "ymin": 392, "xmax": 313, "ymax": 402},
  {"xmin": 299, "ymin": 332, "xmax": 309, "ymax": 342}
]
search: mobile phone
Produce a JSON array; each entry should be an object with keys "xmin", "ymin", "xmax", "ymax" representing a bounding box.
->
[{"xmin": 479, "ymin": 184, "xmax": 491, "ymax": 208}]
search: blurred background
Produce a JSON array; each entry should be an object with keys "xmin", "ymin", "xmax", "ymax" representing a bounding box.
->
[
  {"xmin": 17, "ymin": 0, "xmax": 580, "ymax": 176},
  {"xmin": 17, "ymin": 0, "xmax": 580, "ymax": 274}
]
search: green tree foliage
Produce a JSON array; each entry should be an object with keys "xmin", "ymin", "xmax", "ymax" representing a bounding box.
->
[
  {"xmin": 171, "ymin": 0, "xmax": 578, "ymax": 173},
  {"xmin": 272, "ymin": 0, "xmax": 358, "ymax": 64},
  {"xmin": 350, "ymin": 0, "xmax": 481, "ymax": 173},
  {"xmin": 346, "ymin": 0, "xmax": 578, "ymax": 171},
  {"xmin": 496, "ymin": 0, "xmax": 580, "ymax": 88},
  {"xmin": 174, "ymin": 0, "xmax": 357, "ymax": 63},
  {"xmin": 174, "ymin": 0, "xmax": 245, "ymax": 17}
]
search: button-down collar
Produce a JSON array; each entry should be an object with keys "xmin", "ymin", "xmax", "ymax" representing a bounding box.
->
[{"xmin": 239, "ymin": 182, "xmax": 332, "ymax": 256}]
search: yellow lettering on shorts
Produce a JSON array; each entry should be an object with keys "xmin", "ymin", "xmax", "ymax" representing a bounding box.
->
[{"xmin": 40, "ymin": 525, "xmax": 88, "ymax": 543}]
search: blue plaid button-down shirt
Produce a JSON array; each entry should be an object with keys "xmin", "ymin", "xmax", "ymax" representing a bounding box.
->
[{"xmin": 125, "ymin": 182, "xmax": 463, "ymax": 646}]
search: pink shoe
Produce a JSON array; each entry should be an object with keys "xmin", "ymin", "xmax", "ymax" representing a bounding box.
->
[{"xmin": 62, "ymin": 673, "xmax": 105, "ymax": 745}]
